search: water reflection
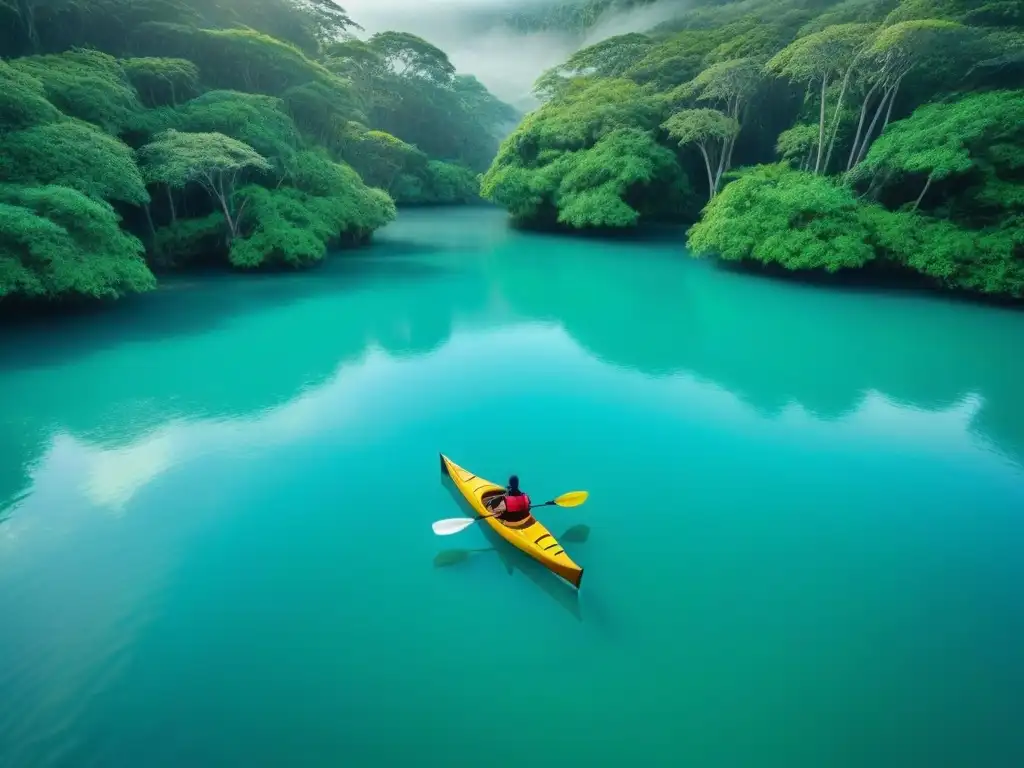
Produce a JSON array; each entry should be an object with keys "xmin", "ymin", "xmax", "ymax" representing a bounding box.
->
[
  {"xmin": 0, "ymin": 250, "xmax": 494, "ymax": 513},
  {"xmin": 483, "ymin": 224, "xmax": 1024, "ymax": 463},
  {"xmin": 3, "ymin": 206, "xmax": 1023, "ymax": 516}
]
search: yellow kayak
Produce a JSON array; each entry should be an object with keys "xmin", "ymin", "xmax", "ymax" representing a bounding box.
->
[{"xmin": 440, "ymin": 453, "xmax": 584, "ymax": 589}]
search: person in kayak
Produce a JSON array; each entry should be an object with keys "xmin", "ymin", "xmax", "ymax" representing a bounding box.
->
[{"xmin": 488, "ymin": 475, "xmax": 532, "ymax": 523}]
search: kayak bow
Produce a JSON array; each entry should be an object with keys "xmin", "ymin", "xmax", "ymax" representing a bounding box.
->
[{"xmin": 439, "ymin": 453, "xmax": 584, "ymax": 589}]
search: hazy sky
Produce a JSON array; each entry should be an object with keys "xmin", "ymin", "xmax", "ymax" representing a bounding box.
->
[{"xmin": 341, "ymin": 0, "xmax": 683, "ymax": 110}]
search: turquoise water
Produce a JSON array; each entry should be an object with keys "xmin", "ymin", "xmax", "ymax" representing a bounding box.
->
[{"xmin": 2, "ymin": 207, "xmax": 1024, "ymax": 767}]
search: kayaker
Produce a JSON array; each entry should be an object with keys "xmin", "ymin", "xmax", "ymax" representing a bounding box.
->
[{"xmin": 488, "ymin": 475, "xmax": 532, "ymax": 523}]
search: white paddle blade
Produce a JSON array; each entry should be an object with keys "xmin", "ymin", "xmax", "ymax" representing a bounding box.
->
[{"xmin": 432, "ymin": 517, "xmax": 479, "ymax": 536}]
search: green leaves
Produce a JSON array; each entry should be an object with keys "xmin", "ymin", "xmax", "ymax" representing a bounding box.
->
[
  {"xmin": 172, "ymin": 90, "xmax": 302, "ymax": 163},
  {"xmin": 687, "ymin": 165, "xmax": 878, "ymax": 272},
  {"xmin": 229, "ymin": 151, "xmax": 396, "ymax": 268},
  {"xmin": 0, "ymin": 118, "xmax": 149, "ymax": 205},
  {"xmin": 687, "ymin": 160, "xmax": 1024, "ymax": 298},
  {"xmin": 11, "ymin": 49, "xmax": 139, "ymax": 132},
  {"xmin": 663, "ymin": 108, "xmax": 739, "ymax": 147},
  {"xmin": 860, "ymin": 89, "xmax": 1024, "ymax": 189},
  {"xmin": 123, "ymin": 57, "xmax": 199, "ymax": 108},
  {"xmin": 767, "ymin": 23, "xmax": 876, "ymax": 82},
  {"xmin": 0, "ymin": 183, "xmax": 154, "ymax": 300},
  {"xmin": 555, "ymin": 129, "xmax": 683, "ymax": 228},
  {"xmin": 0, "ymin": 61, "xmax": 61, "ymax": 134},
  {"xmin": 367, "ymin": 31, "xmax": 455, "ymax": 86},
  {"xmin": 533, "ymin": 33, "xmax": 656, "ymax": 100},
  {"xmin": 866, "ymin": 19, "xmax": 972, "ymax": 81},
  {"xmin": 138, "ymin": 129, "xmax": 272, "ymax": 190}
]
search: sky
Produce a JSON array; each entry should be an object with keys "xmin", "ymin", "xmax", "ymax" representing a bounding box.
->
[{"xmin": 340, "ymin": 0, "xmax": 685, "ymax": 110}]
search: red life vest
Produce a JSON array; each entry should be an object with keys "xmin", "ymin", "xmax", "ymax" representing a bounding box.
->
[{"xmin": 505, "ymin": 493, "xmax": 531, "ymax": 514}]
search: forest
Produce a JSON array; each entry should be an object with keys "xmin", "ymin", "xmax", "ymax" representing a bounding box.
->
[
  {"xmin": 481, "ymin": 0, "xmax": 1024, "ymax": 299},
  {"xmin": 0, "ymin": 0, "xmax": 517, "ymax": 304}
]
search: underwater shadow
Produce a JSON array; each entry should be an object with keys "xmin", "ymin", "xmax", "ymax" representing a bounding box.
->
[{"xmin": 437, "ymin": 475, "xmax": 585, "ymax": 623}]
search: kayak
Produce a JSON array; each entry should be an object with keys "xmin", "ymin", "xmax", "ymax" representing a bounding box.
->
[{"xmin": 439, "ymin": 453, "xmax": 584, "ymax": 589}]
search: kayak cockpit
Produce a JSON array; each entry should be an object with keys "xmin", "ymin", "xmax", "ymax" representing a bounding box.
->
[{"xmin": 481, "ymin": 489, "xmax": 534, "ymax": 526}]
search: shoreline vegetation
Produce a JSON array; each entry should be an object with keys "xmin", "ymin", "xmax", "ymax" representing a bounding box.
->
[
  {"xmin": 1, "ymin": 0, "xmax": 1020, "ymax": 313},
  {"xmin": 0, "ymin": 0, "xmax": 518, "ymax": 307},
  {"xmin": 480, "ymin": 0, "xmax": 1024, "ymax": 301}
]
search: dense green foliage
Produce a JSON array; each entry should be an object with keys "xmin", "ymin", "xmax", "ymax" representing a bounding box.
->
[
  {"xmin": 0, "ymin": 184, "xmax": 153, "ymax": 300},
  {"xmin": 484, "ymin": 0, "xmax": 1024, "ymax": 298},
  {"xmin": 0, "ymin": 0, "xmax": 516, "ymax": 305},
  {"xmin": 481, "ymin": 77, "xmax": 696, "ymax": 227}
]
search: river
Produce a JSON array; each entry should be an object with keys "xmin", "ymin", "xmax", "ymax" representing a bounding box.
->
[{"xmin": 2, "ymin": 207, "xmax": 1023, "ymax": 767}]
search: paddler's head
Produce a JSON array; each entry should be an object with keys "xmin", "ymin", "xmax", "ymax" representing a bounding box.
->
[{"xmin": 508, "ymin": 475, "xmax": 520, "ymax": 493}]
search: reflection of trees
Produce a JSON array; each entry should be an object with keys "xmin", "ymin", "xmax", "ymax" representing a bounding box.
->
[
  {"xmin": 0, "ymin": 245, "xmax": 490, "ymax": 511},
  {"xmin": 4, "ymin": 209, "xmax": 1023, "ymax": 510},
  {"xmin": 495, "ymin": 234, "xmax": 1024, "ymax": 460}
]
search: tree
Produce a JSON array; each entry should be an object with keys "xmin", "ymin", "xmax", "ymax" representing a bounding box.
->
[
  {"xmin": 229, "ymin": 150, "xmax": 395, "ymax": 268},
  {"xmin": 5, "ymin": 0, "xmax": 80, "ymax": 53},
  {"xmin": 292, "ymin": 0, "xmax": 361, "ymax": 46},
  {"xmin": 767, "ymin": 23, "xmax": 876, "ymax": 174},
  {"xmin": 775, "ymin": 123, "xmax": 821, "ymax": 170},
  {"xmin": 122, "ymin": 57, "xmax": 199, "ymax": 107},
  {"xmin": 554, "ymin": 128, "xmax": 687, "ymax": 228},
  {"xmin": 857, "ymin": 89, "xmax": 1024, "ymax": 211},
  {"xmin": 367, "ymin": 31, "xmax": 455, "ymax": 85},
  {"xmin": 663, "ymin": 108, "xmax": 740, "ymax": 200},
  {"xmin": 669, "ymin": 57, "xmax": 766, "ymax": 183},
  {"xmin": 338, "ymin": 127, "xmax": 426, "ymax": 192},
  {"xmin": 137, "ymin": 129, "xmax": 273, "ymax": 240},
  {"xmin": 687, "ymin": 164, "xmax": 878, "ymax": 272},
  {"xmin": 0, "ymin": 60, "xmax": 61, "ymax": 133},
  {"xmin": 0, "ymin": 183, "xmax": 154, "ymax": 300},
  {"xmin": 453, "ymin": 74, "xmax": 519, "ymax": 138},
  {"xmin": 533, "ymin": 33, "xmax": 655, "ymax": 100},
  {"xmin": 170, "ymin": 90, "xmax": 302, "ymax": 165},
  {"xmin": 284, "ymin": 80, "xmax": 362, "ymax": 146},
  {"xmin": 0, "ymin": 118, "xmax": 149, "ymax": 205},
  {"xmin": 11, "ymin": 48, "xmax": 139, "ymax": 132},
  {"xmin": 847, "ymin": 20, "xmax": 973, "ymax": 170}
]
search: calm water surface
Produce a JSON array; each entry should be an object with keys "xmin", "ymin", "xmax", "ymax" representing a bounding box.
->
[{"xmin": 2, "ymin": 207, "xmax": 1023, "ymax": 767}]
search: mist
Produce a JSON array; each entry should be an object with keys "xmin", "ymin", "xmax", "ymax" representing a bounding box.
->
[{"xmin": 341, "ymin": 0, "xmax": 688, "ymax": 111}]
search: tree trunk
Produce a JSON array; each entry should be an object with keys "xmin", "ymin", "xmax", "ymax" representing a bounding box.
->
[
  {"xmin": 814, "ymin": 72, "xmax": 828, "ymax": 174},
  {"xmin": 697, "ymin": 143, "xmax": 716, "ymax": 200},
  {"xmin": 723, "ymin": 132, "xmax": 738, "ymax": 178},
  {"xmin": 863, "ymin": 166, "xmax": 894, "ymax": 201},
  {"xmin": 847, "ymin": 80, "xmax": 880, "ymax": 171},
  {"xmin": 912, "ymin": 174, "xmax": 933, "ymax": 211},
  {"xmin": 143, "ymin": 201, "xmax": 157, "ymax": 252},
  {"xmin": 205, "ymin": 171, "xmax": 237, "ymax": 239},
  {"xmin": 166, "ymin": 185, "xmax": 177, "ymax": 225},
  {"xmin": 19, "ymin": 0, "xmax": 40, "ymax": 52},
  {"xmin": 823, "ymin": 65, "xmax": 852, "ymax": 175},
  {"xmin": 713, "ymin": 135, "xmax": 730, "ymax": 194},
  {"xmin": 881, "ymin": 75, "xmax": 903, "ymax": 134},
  {"xmin": 853, "ymin": 82, "xmax": 896, "ymax": 168}
]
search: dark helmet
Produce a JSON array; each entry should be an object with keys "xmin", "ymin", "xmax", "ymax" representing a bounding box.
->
[{"xmin": 508, "ymin": 474, "xmax": 520, "ymax": 491}]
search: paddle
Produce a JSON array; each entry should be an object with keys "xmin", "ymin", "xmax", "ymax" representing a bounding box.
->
[{"xmin": 431, "ymin": 491, "xmax": 589, "ymax": 536}]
